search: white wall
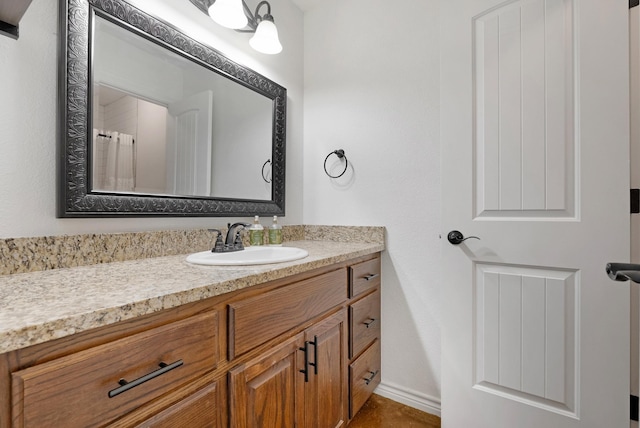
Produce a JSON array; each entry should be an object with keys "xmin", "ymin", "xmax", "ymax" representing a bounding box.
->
[
  {"xmin": 0, "ymin": 0, "xmax": 303, "ymax": 238},
  {"xmin": 302, "ymin": 0, "xmax": 442, "ymax": 412}
]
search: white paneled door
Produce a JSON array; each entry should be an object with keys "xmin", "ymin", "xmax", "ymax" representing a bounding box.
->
[
  {"xmin": 167, "ymin": 91, "xmax": 213, "ymax": 196},
  {"xmin": 441, "ymin": 0, "xmax": 630, "ymax": 427}
]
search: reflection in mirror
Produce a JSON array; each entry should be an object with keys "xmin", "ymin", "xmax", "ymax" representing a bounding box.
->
[
  {"xmin": 57, "ymin": 0, "xmax": 286, "ymax": 217},
  {"xmin": 92, "ymin": 16, "xmax": 272, "ymax": 200}
]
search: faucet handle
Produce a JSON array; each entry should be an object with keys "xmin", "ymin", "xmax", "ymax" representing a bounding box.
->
[
  {"xmin": 208, "ymin": 229, "xmax": 225, "ymax": 253},
  {"xmin": 232, "ymin": 224, "xmax": 251, "ymax": 249},
  {"xmin": 234, "ymin": 231, "xmax": 244, "ymax": 247}
]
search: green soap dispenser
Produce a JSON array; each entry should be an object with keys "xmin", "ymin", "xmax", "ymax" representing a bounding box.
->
[
  {"xmin": 248, "ymin": 216, "xmax": 264, "ymax": 246},
  {"xmin": 268, "ymin": 216, "xmax": 283, "ymax": 246}
]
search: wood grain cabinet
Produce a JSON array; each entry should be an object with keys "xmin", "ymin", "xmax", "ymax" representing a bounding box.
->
[
  {"xmin": 11, "ymin": 311, "xmax": 219, "ymax": 428},
  {"xmin": 0, "ymin": 253, "xmax": 381, "ymax": 427},
  {"xmin": 303, "ymin": 310, "xmax": 348, "ymax": 428},
  {"xmin": 229, "ymin": 310, "xmax": 348, "ymax": 428},
  {"xmin": 228, "ymin": 269, "xmax": 349, "ymax": 428},
  {"xmin": 347, "ymin": 258, "xmax": 382, "ymax": 419},
  {"xmin": 228, "ymin": 334, "xmax": 305, "ymax": 427}
]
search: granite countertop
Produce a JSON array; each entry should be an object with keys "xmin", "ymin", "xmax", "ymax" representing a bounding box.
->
[{"xmin": 0, "ymin": 240, "xmax": 384, "ymax": 354}]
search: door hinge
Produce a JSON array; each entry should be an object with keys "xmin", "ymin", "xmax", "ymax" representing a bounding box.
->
[
  {"xmin": 632, "ymin": 395, "xmax": 639, "ymax": 421},
  {"xmin": 632, "ymin": 189, "xmax": 640, "ymax": 214}
]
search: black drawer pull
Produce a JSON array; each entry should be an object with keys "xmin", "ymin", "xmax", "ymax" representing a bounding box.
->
[
  {"xmin": 363, "ymin": 318, "xmax": 377, "ymax": 328},
  {"xmin": 364, "ymin": 370, "xmax": 379, "ymax": 385},
  {"xmin": 108, "ymin": 359, "xmax": 183, "ymax": 398},
  {"xmin": 362, "ymin": 273, "xmax": 379, "ymax": 281}
]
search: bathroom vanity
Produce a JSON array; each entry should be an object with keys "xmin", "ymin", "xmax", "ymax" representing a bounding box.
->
[{"xmin": 0, "ymin": 238, "xmax": 382, "ymax": 427}]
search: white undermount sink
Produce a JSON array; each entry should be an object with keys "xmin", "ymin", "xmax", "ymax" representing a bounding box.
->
[{"xmin": 186, "ymin": 246, "xmax": 309, "ymax": 266}]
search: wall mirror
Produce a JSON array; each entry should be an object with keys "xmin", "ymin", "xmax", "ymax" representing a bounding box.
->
[{"xmin": 58, "ymin": 0, "xmax": 286, "ymax": 217}]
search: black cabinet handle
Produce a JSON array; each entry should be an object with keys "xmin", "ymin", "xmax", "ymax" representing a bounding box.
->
[
  {"xmin": 108, "ymin": 359, "xmax": 183, "ymax": 398},
  {"xmin": 299, "ymin": 342, "xmax": 309, "ymax": 382},
  {"xmin": 308, "ymin": 336, "xmax": 318, "ymax": 375},
  {"xmin": 299, "ymin": 336, "xmax": 319, "ymax": 382},
  {"xmin": 364, "ymin": 370, "xmax": 379, "ymax": 385},
  {"xmin": 363, "ymin": 318, "xmax": 377, "ymax": 328},
  {"xmin": 363, "ymin": 273, "xmax": 379, "ymax": 281}
]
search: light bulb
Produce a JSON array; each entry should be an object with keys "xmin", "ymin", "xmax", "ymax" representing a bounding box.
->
[
  {"xmin": 249, "ymin": 19, "xmax": 283, "ymax": 54},
  {"xmin": 208, "ymin": 0, "xmax": 248, "ymax": 30}
]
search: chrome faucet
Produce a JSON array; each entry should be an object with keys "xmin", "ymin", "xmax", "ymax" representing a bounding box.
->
[{"xmin": 209, "ymin": 223, "xmax": 251, "ymax": 253}]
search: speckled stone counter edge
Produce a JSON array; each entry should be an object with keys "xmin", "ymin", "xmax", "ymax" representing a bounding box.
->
[
  {"xmin": 0, "ymin": 239, "xmax": 384, "ymax": 354},
  {"xmin": 0, "ymin": 225, "xmax": 383, "ymax": 276}
]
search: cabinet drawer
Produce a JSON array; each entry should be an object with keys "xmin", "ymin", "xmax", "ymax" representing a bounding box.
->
[
  {"xmin": 11, "ymin": 311, "xmax": 218, "ymax": 428},
  {"xmin": 349, "ymin": 339, "xmax": 381, "ymax": 418},
  {"xmin": 136, "ymin": 382, "xmax": 218, "ymax": 428},
  {"xmin": 350, "ymin": 289, "xmax": 380, "ymax": 358},
  {"xmin": 349, "ymin": 257, "xmax": 381, "ymax": 297},
  {"xmin": 229, "ymin": 268, "xmax": 347, "ymax": 359}
]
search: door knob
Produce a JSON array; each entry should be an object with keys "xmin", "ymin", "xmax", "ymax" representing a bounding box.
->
[{"xmin": 447, "ymin": 230, "xmax": 480, "ymax": 245}]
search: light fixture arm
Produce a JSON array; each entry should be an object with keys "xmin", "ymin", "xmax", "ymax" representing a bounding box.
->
[{"xmin": 237, "ymin": 0, "xmax": 273, "ymax": 33}]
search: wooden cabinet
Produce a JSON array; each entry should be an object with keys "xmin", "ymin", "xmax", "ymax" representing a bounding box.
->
[
  {"xmin": 0, "ymin": 253, "xmax": 381, "ymax": 427},
  {"xmin": 229, "ymin": 334, "xmax": 305, "ymax": 427},
  {"xmin": 228, "ymin": 268, "xmax": 347, "ymax": 359},
  {"xmin": 129, "ymin": 382, "xmax": 220, "ymax": 428},
  {"xmin": 349, "ymin": 257, "xmax": 381, "ymax": 298},
  {"xmin": 349, "ymin": 289, "xmax": 380, "ymax": 359},
  {"xmin": 303, "ymin": 310, "xmax": 348, "ymax": 428},
  {"xmin": 229, "ymin": 310, "xmax": 348, "ymax": 428},
  {"xmin": 11, "ymin": 311, "xmax": 219, "ymax": 428},
  {"xmin": 349, "ymin": 340, "xmax": 381, "ymax": 417},
  {"xmin": 347, "ymin": 257, "xmax": 382, "ymax": 419},
  {"xmin": 228, "ymin": 268, "xmax": 349, "ymax": 428}
]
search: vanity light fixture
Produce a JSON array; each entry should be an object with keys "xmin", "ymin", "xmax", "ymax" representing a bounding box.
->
[
  {"xmin": 208, "ymin": 0, "xmax": 248, "ymax": 29},
  {"xmin": 204, "ymin": 0, "xmax": 283, "ymax": 54}
]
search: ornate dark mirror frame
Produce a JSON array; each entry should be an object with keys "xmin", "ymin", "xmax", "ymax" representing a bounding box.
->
[{"xmin": 57, "ymin": 0, "xmax": 286, "ymax": 217}]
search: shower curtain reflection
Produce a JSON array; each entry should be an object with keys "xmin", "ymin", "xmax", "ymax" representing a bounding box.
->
[{"xmin": 93, "ymin": 130, "xmax": 135, "ymax": 192}]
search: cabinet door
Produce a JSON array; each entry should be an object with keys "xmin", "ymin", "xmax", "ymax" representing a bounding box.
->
[
  {"xmin": 229, "ymin": 334, "xmax": 306, "ymax": 427},
  {"xmin": 304, "ymin": 310, "xmax": 348, "ymax": 428}
]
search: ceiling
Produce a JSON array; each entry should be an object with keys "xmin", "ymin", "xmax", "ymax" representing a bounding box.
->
[{"xmin": 290, "ymin": 0, "xmax": 321, "ymax": 12}]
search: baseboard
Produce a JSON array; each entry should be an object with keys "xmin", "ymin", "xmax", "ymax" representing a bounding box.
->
[{"xmin": 374, "ymin": 381, "xmax": 442, "ymax": 417}]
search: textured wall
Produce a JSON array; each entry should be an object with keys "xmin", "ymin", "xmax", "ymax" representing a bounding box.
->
[{"xmin": 301, "ymin": 0, "xmax": 442, "ymax": 413}]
